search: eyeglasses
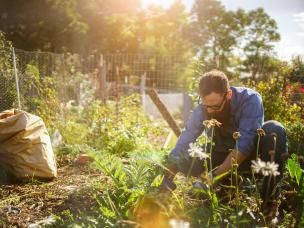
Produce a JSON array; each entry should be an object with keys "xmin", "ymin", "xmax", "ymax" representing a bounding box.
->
[{"xmin": 198, "ymin": 92, "xmax": 227, "ymax": 111}]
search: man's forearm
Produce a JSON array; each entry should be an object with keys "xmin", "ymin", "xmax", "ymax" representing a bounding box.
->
[{"xmin": 213, "ymin": 150, "xmax": 247, "ymax": 177}]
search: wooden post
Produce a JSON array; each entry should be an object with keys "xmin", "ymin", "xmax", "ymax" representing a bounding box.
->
[
  {"xmin": 115, "ymin": 66, "xmax": 119, "ymax": 118},
  {"xmin": 98, "ymin": 54, "xmax": 107, "ymax": 103},
  {"xmin": 183, "ymin": 93, "xmax": 192, "ymax": 126},
  {"xmin": 148, "ymin": 89, "xmax": 181, "ymax": 137},
  {"xmin": 140, "ymin": 72, "xmax": 146, "ymax": 111}
]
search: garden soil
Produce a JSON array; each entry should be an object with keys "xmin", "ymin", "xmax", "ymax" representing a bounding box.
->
[{"xmin": 0, "ymin": 159, "xmax": 102, "ymax": 227}]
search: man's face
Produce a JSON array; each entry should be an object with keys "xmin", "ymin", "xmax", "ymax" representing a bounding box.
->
[{"xmin": 201, "ymin": 89, "xmax": 232, "ymax": 115}]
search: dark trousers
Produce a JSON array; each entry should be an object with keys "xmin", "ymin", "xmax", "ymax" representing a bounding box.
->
[{"xmin": 178, "ymin": 120, "xmax": 288, "ymax": 200}]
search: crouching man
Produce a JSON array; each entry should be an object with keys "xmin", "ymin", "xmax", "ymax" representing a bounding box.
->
[{"xmin": 161, "ymin": 70, "xmax": 288, "ymax": 208}]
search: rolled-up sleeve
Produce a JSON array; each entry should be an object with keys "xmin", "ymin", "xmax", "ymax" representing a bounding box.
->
[
  {"xmin": 168, "ymin": 105, "xmax": 205, "ymax": 164},
  {"xmin": 237, "ymin": 94, "xmax": 264, "ymax": 156}
]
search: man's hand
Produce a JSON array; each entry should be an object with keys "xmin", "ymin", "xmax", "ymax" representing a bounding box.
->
[
  {"xmin": 159, "ymin": 176, "xmax": 177, "ymax": 192},
  {"xmin": 163, "ymin": 163, "xmax": 178, "ymax": 179},
  {"xmin": 213, "ymin": 150, "xmax": 247, "ymax": 177},
  {"xmin": 159, "ymin": 163, "xmax": 178, "ymax": 193}
]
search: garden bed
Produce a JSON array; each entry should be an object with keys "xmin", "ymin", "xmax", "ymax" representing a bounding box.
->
[{"xmin": 0, "ymin": 159, "xmax": 101, "ymax": 227}]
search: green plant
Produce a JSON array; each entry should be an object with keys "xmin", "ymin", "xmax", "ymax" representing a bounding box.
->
[
  {"xmin": 88, "ymin": 151, "xmax": 166, "ymax": 226},
  {"xmin": 285, "ymin": 122, "xmax": 304, "ymax": 155},
  {"xmin": 254, "ymin": 78, "xmax": 302, "ymax": 123},
  {"xmin": 286, "ymin": 154, "xmax": 303, "ymax": 186},
  {"xmin": 0, "ymin": 32, "xmax": 16, "ymax": 112}
]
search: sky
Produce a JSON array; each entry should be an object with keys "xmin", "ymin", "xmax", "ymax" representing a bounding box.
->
[{"xmin": 142, "ymin": 0, "xmax": 304, "ymax": 61}]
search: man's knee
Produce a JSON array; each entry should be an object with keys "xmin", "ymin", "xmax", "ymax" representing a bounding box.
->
[
  {"xmin": 262, "ymin": 120, "xmax": 287, "ymax": 151},
  {"xmin": 260, "ymin": 120, "xmax": 288, "ymax": 170},
  {"xmin": 262, "ymin": 120, "xmax": 285, "ymax": 136}
]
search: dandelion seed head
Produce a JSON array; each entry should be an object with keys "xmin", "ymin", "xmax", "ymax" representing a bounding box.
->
[
  {"xmin": 233, "ymin": 132, "xmax": 241, "ymax": 140},
  {"xmin": 203, "ymin": 119, "xmax": 222, "ymax": 128},
  {"xmin": 232, "ymin": 163, "xmax": 239, "ymax": 169},
  {"xmin": 257, "ymin": 128, "xmax": 266, "ymax": 137}
]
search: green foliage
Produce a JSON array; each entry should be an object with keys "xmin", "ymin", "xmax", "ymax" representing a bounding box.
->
[
  {"xmin": 254, "ymin": 78, "xmax": 302, "ymax": 123},
  {"xmin": 289, "ymin": 56, "xmax": 304, "ymax": 81},
  {"xmin": 252, "ymin": 78, "xmax": 304, "ymax": 154},
  {"xmin": 0, "ymin": 32, "xmax": 16, "ymax": 112},
  {"xmin": 55, "ymin": 95, "xmax": 167, "ymax": 158},
  {"xmin": 84, "ymin": 96, "xmax": 153, "ymax": 155},
  {"xmin": 59, "ymin": 121, "xmax": 90, "ymax": 146},
  {"xmin": 285, "ymin": 121, "xmax": 304, "ymax": 155},
  {"xmin": 286, "ymin": 154, "xmax": 303, "ymax": 186},
  {"xmin": 87, "ymin": 151, "xmax": 165, "ymax": 226}
]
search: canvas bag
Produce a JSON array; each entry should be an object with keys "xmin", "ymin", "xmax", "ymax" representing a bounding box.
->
[{"xmin": 0, "ymin": 109, "xmax": 57, "ymax": 179}]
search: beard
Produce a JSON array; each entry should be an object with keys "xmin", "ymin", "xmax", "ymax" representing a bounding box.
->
[{"xmin": 207, "ymin": 100, "xmax": 231, "ymax": 127}]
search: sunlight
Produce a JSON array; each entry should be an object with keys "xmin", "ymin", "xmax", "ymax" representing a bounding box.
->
[{"xmin": 142, "ymin": 0, "xmax": 176, "ymax": 9}]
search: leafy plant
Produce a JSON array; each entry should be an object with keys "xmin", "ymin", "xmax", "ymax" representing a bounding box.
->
[
  {"xmin": 88, "ymin": 151, "xmax": 165, "ymax": 226},
  {"xmin": 286, "ymin": 154, "xmax": 303, "ymax": 186}
]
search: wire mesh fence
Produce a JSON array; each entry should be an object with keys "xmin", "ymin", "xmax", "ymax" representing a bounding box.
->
[
  {"xmin": 1, "ymin": 47, "xmax": 303, "ymax": 127},
  {"xmin": 0, "ymin": 47, "xmax": 68, "ymax": 128},
  {"xmin": 100, "ymin": 53, "xmax": 193, "ymax": 122},
  {"xmin": 0, "ymin": 48, "xmax": 18, "ymax": 112},
  {"xmin": 0, "ymin": 48, "xmax": 193, "ymax": 127},
  {"xmin": 103, "ymin": 53, "xmax": 190, "ymax": 95},
  {"xmin": 14, "ymin": 48, "xmax": 65, "ymax": 113}
]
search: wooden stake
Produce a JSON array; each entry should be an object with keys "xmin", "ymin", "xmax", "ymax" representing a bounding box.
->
[{"xmin": 147, "ymin": 89, "xmax": 181, "ymax": 137}]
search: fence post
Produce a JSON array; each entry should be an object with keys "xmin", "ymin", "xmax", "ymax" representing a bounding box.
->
[
  {"xmin": 148, "ymin": 89, "xmax": 181, "ymax": 137},
  {"xmin": 99, "ymin": 54, "xmax": 107, "ymax": 103},
  {"xmin": 12, "ymin": 47, "xmax": 21, "ymax": 110},
  {"xmin": 140, "ymin": 72, "xmax": 146, "ymax": 111},
  {"xmin": 115, "ymin": 66, "xmax": 119, "ymax": 119},
  {"xmin": 183, "ymin": 93, "xmax": 192, "ymax": 125}
]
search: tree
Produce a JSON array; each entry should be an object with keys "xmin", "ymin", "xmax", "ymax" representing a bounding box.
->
[
  {"xmin": 240, "ymin": 8, "xmax": 280, "ymax": 81},
  {"xmin": 188, "ymin": 0, "xmax": 244, "ymax": 77},
  {"xmin": 0, "ymin": 0, "xmax": 87, "ymax": 52},
  {"xmin": 78, "ymin": 0, "xmax": 141, "ymax": 54},
  {"xmin": 0, "ymin": 0, "xmax": 141, "ymax": 54}
]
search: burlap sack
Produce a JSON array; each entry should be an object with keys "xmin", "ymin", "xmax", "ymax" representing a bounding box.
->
[{"xmin": 0, "ymin": 109, "xmax": 57, "ymax": 179}]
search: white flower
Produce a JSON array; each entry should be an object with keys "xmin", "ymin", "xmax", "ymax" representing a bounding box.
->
[
  {"xmin": 169, "ymin": 219, "xmax": 190, "ymax": 228},
  {"xmin": 251, "ymin": 159, "xmax": 280, "ymax": 176},
  {"xmin": 188, "ymin": 143, "xmax": 209, "ymax": 160},
  {"xmin": 262, "ymin": 161, "xmax": 280, "ymax": 176},
  {"xmin": 251, "ymin": 158, "xmax": 266, "ymax": 173}
]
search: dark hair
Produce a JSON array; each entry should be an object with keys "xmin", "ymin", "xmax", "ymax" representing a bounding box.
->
[{"xmin": 199, "ymin": 70, "xmax": 229, "ymax": 96}]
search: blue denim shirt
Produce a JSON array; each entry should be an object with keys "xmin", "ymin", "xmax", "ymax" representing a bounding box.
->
[{"xmin": 168, "ymin": 87, "xmax": 264, "ymax": 164}]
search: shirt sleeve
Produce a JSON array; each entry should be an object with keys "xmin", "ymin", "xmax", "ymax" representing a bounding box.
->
[
  {"xmin": 168, "ymin": 105, "xmax": 205, "ymax": 164},
  {"xmin": 237, "ymin": 93, "xmax": 264, "ymax": 156}
]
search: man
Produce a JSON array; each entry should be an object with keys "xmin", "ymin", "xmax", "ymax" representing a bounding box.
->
[{"xmin": 161, "ymin": 70, "xmax": 288, "ymax": 201}]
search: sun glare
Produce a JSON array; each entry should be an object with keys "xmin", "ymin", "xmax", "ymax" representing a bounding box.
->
[{"xmin": 142, "ymin": 0, "xmax": 176, "ymax": 9}]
